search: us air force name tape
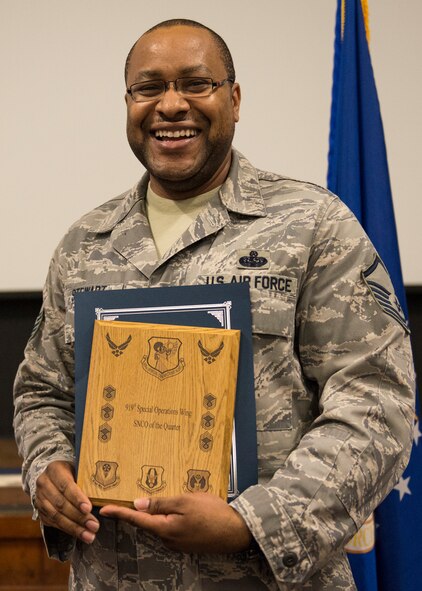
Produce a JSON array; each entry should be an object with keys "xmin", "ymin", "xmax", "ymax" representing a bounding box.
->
[{"xmin": 202, "ymin": 274, "xmax": 297, "ymax": 296}]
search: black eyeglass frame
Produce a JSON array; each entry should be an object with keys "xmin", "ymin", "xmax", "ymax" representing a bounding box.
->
[{"xmin": 126, "ymin": 77, "xmax": 235, "ymax": 102}]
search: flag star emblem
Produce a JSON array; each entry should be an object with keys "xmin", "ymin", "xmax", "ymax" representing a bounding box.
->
[
  {"xmin": 413, "ymin": 420, "xmax": 421, "ymax": 446},
  {"xmin": 394, "ymin": 476, "xmax": 411, "ymax": 501}
]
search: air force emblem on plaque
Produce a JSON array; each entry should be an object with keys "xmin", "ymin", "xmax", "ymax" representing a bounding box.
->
[
  {"xmin": 142, "ymin": 337, "xmax": 184, "ymax": 380},
  {"xmin": 92, "ymin": 461, "xmax": 119, "ymax": 489},
  {"xmin": 198, "ymin": 340, "xmax": 224, "ymax": 364},
  {"xmin": 363, "ymin": 255, "xmax": 409, "ymax": 332},
  {"xmin": 106, "ymin": 333, "xmax": 132, "ymax": 357},
  {"xmin": 184, "ymin": 469, "xmax": 211, "ymax": 493},
  {"xmin": 137, "ymin": 465, "xmax": 166, "ymax": 494}
]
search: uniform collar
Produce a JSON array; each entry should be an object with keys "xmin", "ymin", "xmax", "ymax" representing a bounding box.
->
[
  {"xmin": 219, "ymin": 149, "xmax": 266, "ymax": 217},
  {"xmin": 92, "ymin": 148, "xmax": 266, "ymax": 235},
  {"xmin": 92, "ymin": 175, "xmax": 149, "ymax": 234}
]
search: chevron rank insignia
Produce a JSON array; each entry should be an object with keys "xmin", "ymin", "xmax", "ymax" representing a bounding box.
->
[{"xmin": 362, "ymin": 255, "xmax": 409, "ymax": 333}]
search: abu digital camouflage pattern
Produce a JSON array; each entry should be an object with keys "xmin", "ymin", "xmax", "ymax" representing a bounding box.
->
[
  {"xmin": 14, "ymin": 150, "xmax": 415, "ymax": 590},
  {"xmin": 69, "ymin": 519, "xmax": 279, "ymax": 590}
]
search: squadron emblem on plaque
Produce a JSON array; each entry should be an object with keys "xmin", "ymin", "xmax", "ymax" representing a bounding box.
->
[
  {"xmin": 141, "ymin": 337, "xmax": 184, "ymax": 380},
  {"xmin": 92, "ymin": 461, "xmax": 120, "ymax": 489},
  {"xmin": 184, "ymin": 469, "xmax": 211, "ymax": 493},
  {"xmin": 137, "ymin": 465, "xmax": 166, "ymax": 494}
]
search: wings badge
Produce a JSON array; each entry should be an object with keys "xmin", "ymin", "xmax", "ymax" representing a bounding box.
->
[
  {"xmin": 198, "ymin": 340, "xmax": 224, "ymax": 364},
  {"xmin": 106, "ymin": 333, "xmax": 132, "ymax": 357}
]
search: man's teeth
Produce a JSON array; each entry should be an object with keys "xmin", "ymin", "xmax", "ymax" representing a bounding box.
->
[{"xmin": 154, "ymin": 129, "xmax": 198, "ymax": 138}]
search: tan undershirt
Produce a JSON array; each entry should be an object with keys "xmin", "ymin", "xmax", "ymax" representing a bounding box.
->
[{"xmin": 146, "ymin": 184, "xmax": 220, "ymax": 258}]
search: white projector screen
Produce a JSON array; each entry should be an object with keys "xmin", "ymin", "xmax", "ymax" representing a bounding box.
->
[{"xmin": 1, "ymin": 0, "xmax": 421, "ymax": 289}]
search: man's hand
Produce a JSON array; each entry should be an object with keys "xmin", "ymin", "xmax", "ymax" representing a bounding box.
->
[
  {"xmin": 100, "ymin": 493, "xmax": 252, "ymax": 554},
  {"xmin": 35, "ymin": 460, "xmax": 99, "ymax": 544}
]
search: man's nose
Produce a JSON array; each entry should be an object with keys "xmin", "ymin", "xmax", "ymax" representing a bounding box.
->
[{"xmin": 155, "ymin": 83, "xmax": 190, "ymax": 118}]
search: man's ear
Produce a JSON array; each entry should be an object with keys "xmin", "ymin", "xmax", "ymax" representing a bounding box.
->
[{"xmin": 232, "ymin": 83, "xmax": 241, "ymax": 123}]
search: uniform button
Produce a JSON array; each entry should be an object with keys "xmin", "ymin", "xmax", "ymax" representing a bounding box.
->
[{"xmin": 282, "ymin": 552, "xmax": 299, "ymax": 567}]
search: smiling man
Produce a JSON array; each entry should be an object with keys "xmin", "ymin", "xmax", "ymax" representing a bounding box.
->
[
  {"xmin": 125, "ymin": 23, "xmax": 240, "ymax": 198},
  {"xmin": 14, "ymin": 18, "xmax": 415, "ymax": 591}
]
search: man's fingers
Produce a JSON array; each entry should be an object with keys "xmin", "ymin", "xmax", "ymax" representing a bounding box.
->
[
  {"xmin": 100, "ymin": 504, "xmax": 170, "ymax": 535},
  {"xmin": 134, "ymin": 496, "xmax": 184, "ymax": 515},
  {"xmin": 58, "ymin": 478, "xmax": 94, "ymax": 515},
  {"xmin": 99, "ymin": 494, "xmax": 252, "ymax": 554},
  {"xmin": 41, "ymin": 461, "xmax": 93, "ymax": 514},
  {"xmin": 37, "ymin": 490, "xmax": 98, "ymax": 530},
  {"xmin": 36, "ymin": 477, "xmax": 97, "ymax": 526},
  {"xmin": 38, "ymin": 497, "xmax": 99, "ymax": 542},
  {"xmin": 40, "ymin": 504, "xmax": 99, "ymax": 542},
  {"xmin": 35, "ymin": 461, "xmax": 99, "ymax": 541},
  {"xmin": 133, "ymin": 498, "xmax": 151, "ymax": 512},
  {"xmin": 36, "ymin": 488, "xmax": 100, "ymax": 531}
]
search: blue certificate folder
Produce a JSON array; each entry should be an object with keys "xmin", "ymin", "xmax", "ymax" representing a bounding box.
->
[{"xmin": 74, "ymin": 282, "xmax": 257, "ymax": 500}]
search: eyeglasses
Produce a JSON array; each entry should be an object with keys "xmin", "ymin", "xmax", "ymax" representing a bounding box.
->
[{"xmin": 126, "ymin": 77, "xmax": 234, "ymax": 103}]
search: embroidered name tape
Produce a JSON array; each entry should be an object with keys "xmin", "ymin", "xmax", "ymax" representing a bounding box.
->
[{"xmin": 201, "ymin": 274, "xmax": 297, "ymax": 297}]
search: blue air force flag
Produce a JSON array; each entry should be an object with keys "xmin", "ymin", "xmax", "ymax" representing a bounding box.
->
[{"xmin": 327, "ymin": 1, "xmax": 421, "ymax": 590}]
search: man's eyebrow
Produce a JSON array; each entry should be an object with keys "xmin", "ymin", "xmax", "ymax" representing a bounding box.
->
[
  {"xmin": 132, "ymin": 69, "xmax": 161, "ymax": 81},
  {"xmin": 178, "ymin": 65, "xmax": 214, "ymax": 77},
  {"xmin": 131, "ymin": 65, "xmax": 214, "ymax": 83}
]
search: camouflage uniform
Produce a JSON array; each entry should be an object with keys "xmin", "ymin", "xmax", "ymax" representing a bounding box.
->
[{"xmin": 14, "ymin": 150, "xmax": 415, "ymax": 590}]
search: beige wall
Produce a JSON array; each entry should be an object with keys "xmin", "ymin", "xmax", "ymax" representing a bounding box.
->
[{"xmin": 1, "ymin": 0, "xmax": 421, "ymax": 289}]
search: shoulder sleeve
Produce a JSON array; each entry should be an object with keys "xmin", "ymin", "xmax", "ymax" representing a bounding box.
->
[
  {"xmin": 231, "ymin": 196, "xmax": 415, "ymax": 585},
  {"xmin": 13, "ymin": 241, "xmax": 76, "ymax": 559}
]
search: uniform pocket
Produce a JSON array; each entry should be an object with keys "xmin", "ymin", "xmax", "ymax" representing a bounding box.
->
[
  {"xmin": 248, "ymin": 289, "xmax": 298, "ymax": 477},
  {"xmin": 250, "ymin": 288, "xmax": 295, "ymax": 428},
  {"xmin": 250, "ymin": 288, "xmax": 294, "ymax": 338}
]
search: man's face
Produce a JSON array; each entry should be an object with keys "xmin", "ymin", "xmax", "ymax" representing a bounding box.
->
[{"xmin": 125, "ymin": 26, "xmax": 240, "ymax": 198}]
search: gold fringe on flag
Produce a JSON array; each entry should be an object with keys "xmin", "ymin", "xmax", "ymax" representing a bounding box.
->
[
  {"xmin": 341, "ymin": 0, "xmax": 346, "ymax": 39},
  {"xmin": 361, "ymin": 0, "xmax": 370, "ymax": 44},
  {"xmin": 341, "ymin": 0, "xmax": 371, "ymax": 45}
]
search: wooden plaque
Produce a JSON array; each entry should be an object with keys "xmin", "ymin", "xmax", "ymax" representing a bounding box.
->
[{"xmin": 77, "ymin": 320, "xmax": 240, "ymax": 506}]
